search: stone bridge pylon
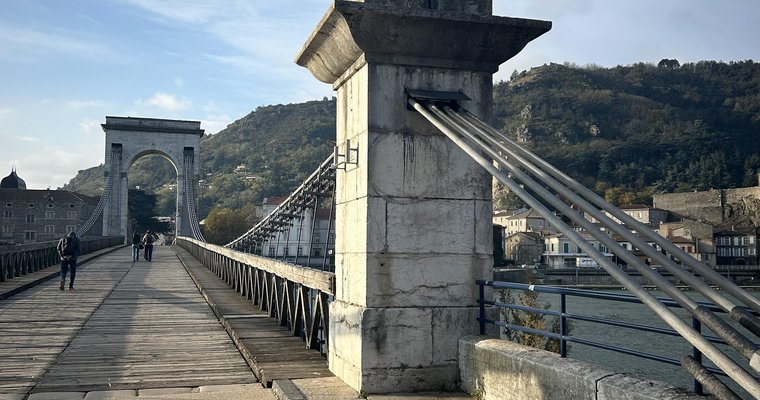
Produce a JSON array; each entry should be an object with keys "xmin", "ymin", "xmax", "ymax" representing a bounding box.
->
[
  {"xmin": 296, "ymin": 0, "xmax": 550, "ymax": 394},
  {"xmin": 100, "ymin": 116, "xmax": 204, "ymax": 241}
]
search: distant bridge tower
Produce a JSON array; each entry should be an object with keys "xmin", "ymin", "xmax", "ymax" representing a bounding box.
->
[
  {"xmin": 297, "ymin": 0, "xmax": 550, "ymax": 394},
  {"xmin": 100, "ymin": 116, "xmax": 204, "ymax": 241}
]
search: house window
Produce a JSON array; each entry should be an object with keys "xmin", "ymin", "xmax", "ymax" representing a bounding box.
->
[
  {"xmin": 1, "ymin": 225, "xmax": 10, "ymax": 233},
  {"xmin": 67, "ymin": 211, "xmax": 77, "ymax": 219},
  {"xmin": 314, "ymin": 248, "xmax": 322, "ymax": 257},
  {"xmin": 3, "ymin": 211, "xmax": 11, "ymax": 218},
  {"xmin": 66, "ymin": 225, "xmax": 76, "ymax": 233},
  {"xmin": 298, "ymin": 247, "xmax": 304, "ymax": 256},
  {"xmin": 268, "ymin": 246, "xmax": 275, "ymax": 256},
  {"xmin": 45, "ymin": 211, "xmax": 55, "ymax": 219},
  {"xmin": 313, "ymin": 232, "xmax": 320, "ymax": 243},
  {"xmin": 44, "ymin": 225, "xmax": 54, "ymax": 234},
  {"xmin": 26, "ymin": 215, "xmax": 35, "ymax": 223},
  {"xmin": 5, "ymin": 202, "xmax": 11, "ymax": 207},
  {"xmin": 750, "ymin": 236, "xmax": 756, "ymax": 244},
  {"xmin": 732, "ymin": 248, "xmax": 741, "ymax": 257},
  {"xmin": 563, "ymin": 243, "xmax": 569, "ymax": 253},
  {"xmin": 24, "ymin": 231, "xmax": 35, "ymax": 240},
  {"xmin": 47, "ymin": 203, "xmax": 54, "ymax": 208},
  {"xmin": 551, "ymin": 243, "xmax": 555, "ymax": 252},
  {"xmin": 28, "ymin": 203, "xmax": 34, "ymax": 208}
]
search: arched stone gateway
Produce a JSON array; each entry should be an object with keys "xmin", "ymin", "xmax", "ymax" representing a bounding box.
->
[{"xmin": 100, "ymin": 116, "xmax": 204, "ymax": 241}]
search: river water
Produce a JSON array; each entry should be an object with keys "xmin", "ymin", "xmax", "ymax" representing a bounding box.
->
[{"xmin": 497, "ymin": 288, "xmax": 760, "ymax": 398}]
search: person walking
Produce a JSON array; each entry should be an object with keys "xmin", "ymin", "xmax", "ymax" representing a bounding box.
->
[
  {"xmin": 131, "ymin": 231, "xmax": 142, "ymax": 262},
  {"xmin": 142, "ymin": 230, "xmax": 157, "ymax": 262},
  {"xmin": 57, "ymin": 231, "xmax": 80, "ymax": 291}
]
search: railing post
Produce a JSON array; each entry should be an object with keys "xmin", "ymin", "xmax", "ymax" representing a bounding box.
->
[
  {"xmin": 560, "ymin": 293, "xmax": 567, "ymax": 358},
  {"xmin": 479, "ymin": 282, "xmax": 486, "ymax": 335},
  {"xmin": 692, "ymin": 316, "xmax": 703, "ymax": 395}
]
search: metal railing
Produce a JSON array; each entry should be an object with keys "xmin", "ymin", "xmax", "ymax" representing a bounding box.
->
[
  {"xmin": 0, "ymin": 236, "xmax": 124, "ymax": 282},
  {"xmin": 177, "ymin": 237, "xmax": 333, "ymax": 355},
  {"xmin": 225, "ymin": 154, "xmax": 336, "ymax": 271},
  {"xmin": 477, "ymin": 280, "xmax": 758, "ymax": 398}
]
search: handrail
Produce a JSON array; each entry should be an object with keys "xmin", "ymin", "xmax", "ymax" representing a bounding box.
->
[{"xmin": 0, "ymin": 236, "xmax": 124, "ymax": 282}]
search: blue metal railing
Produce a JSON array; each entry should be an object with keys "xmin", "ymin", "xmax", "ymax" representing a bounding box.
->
[{"xmin": 476, "ymin": 280, "xmax": 759, "ymax": 395}]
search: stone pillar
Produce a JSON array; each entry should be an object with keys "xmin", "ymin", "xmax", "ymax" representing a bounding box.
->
[{"xmin": 296, "ymin": 0, "xmax": 550, "ymax": 393}]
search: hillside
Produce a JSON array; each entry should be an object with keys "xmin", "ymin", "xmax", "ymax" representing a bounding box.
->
[
  {"xmin": 493, "ymin": 60, "xmax": 760, "ymax": 205},
  {"xmin": 63, "ymin": 60, "xmax": 760, "ymax": 221}
]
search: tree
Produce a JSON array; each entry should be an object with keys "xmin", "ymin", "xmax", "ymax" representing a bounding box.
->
[
  {"xmin": 128, "ymin": 189, "xmax": 171, "ymax": 234},
  {"xmin": 202, "ymin": 207, "xmax": 254, "ymax": 245}
]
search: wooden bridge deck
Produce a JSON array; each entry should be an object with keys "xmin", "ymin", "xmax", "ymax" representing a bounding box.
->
[{"xmin": 0, "ymin": 245, "xmax": 327, "ymax": 398}]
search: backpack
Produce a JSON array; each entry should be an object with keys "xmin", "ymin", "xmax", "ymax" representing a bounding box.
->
[
  {"xmin": 145, "ymin": 234, "xmax": 154, "ymax": 244},
  {"xmin": 61, "ymin": 237, "xmax": 75, "ymax": 256}
]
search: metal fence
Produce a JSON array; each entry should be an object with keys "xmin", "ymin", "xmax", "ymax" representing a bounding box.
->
[
  {"xmin": 177, "ymin": 237, "xmax": 334, "ymax": 355},
  {"xmin": 0, "ymin": 236, "xmax": 124, "ymax": 282},
  {"xmin": 477, "ymin": 279, "xmax": 760, "ymax": 398}
]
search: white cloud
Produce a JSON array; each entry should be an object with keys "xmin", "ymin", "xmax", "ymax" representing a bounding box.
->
[
  {"xmin": 14, "ymin": 135, "xmax": 40, "ymax": 143},
  {"xmin": 0, "ymin": 24, "xmax": 114, "ymax": 62},
  {"xmin": 201, "ymin": 115, "xmax": 232, "ymax": 135},
  {"xmin": 79, "ymin": 119, "xmax": 102, "ymax": 136},
  {"xmin": 136, "ymin": 92, "xmax": 192, "ymax": 111},
  {"xmin": 67, "ymin": 100, "xmax": 106, "ymax": 109}
]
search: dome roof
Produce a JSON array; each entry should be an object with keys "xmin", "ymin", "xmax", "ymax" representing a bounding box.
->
[{"xmin": 0, "ymin": 169, "xmax": 27, "ymax": 189}]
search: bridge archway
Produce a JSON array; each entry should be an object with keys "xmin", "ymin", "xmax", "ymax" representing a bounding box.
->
[{"xmin": 100, "ymin": 116, "xmax": 204, "ymax": 241}]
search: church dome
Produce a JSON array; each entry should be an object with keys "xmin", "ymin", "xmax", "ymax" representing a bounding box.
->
[{"xmin": 0, "ymin": 169, "xmax": 27, "ymax": 189}]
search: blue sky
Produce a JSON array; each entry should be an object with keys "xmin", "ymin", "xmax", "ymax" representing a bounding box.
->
[{"xmin": 1, "ymin": 0, "xmax": 758, "ymax": 190}]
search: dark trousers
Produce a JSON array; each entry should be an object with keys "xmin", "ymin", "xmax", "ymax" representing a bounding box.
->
[
  {"xmin": 144, "ymin": 244, "xmax": 154, "ymax": 261},
  {"xmin": 132, "ymin": 244, "xmax": 140, "ymax": 261},
  {"xmin": 61, "ymin": 257, "xmax": 78, "ymax": 287}
]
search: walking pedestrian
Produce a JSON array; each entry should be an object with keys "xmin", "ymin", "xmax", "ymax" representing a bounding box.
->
[
  {"xmin": 142, "ymin": 230, "xmax": 157, "ymax": 262},
  {"xmin": 132, "ymin": 231, "xmax": 142, "ymax": 262},
  {"xmin": 57, "ymin": 231, "xmax": 80, "ymax": 291}
]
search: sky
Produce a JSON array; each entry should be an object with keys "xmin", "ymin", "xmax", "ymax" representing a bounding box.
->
[{"xmin": 1, "ymin": 0, "xmax": 758, "ymax": 190}]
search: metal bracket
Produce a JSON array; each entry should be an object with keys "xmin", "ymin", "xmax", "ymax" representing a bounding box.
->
[
  {"xmin": 406, "ymin": 88, "xmax": 471, "ymax": 110},
  {"xmin": 332, "ymin": 139, "xmax": 359, "ymax": 170}
]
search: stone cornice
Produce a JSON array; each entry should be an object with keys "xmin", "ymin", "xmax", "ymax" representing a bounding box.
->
[{"xmin": 295, "ymin": 1, "xmax": 551, "ymax": 84}]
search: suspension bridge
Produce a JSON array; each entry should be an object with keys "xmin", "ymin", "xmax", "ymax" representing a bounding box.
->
[{"xmin": 1, "ymin": 1, "xmax": 759, "ymax": 399}]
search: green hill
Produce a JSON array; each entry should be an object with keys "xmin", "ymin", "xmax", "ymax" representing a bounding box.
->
[{"xmin": 63, "ymin": 60, "xmax": 760, "ymax": 218}]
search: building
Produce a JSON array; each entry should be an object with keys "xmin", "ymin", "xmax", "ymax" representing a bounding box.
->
[
  {"xmin": 543, "ymin": 232, "xmax": 614, "ymax": 269},
  {"xmin": 714, "ymin": 229, "xmax": 758, "ymax": 266},
  {"xmin": 1, "ymin": 169, "xmax": 101, "ymax": 244},
  {"xmin": 504, "ymin": 231, "xmax": 544, "ymax": 266},
  {"xmin": 586, "ymin": 204, "xmax": 669, "ymax": 226},
  {"xmin": 659, "ymin": 219, "xmax": 715, "ymax": 266},
  {"xmin": 503, "ymin": 208, "xmax": 556, "ymax": 236}
]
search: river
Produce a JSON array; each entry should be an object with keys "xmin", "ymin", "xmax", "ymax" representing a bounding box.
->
[{"xmin": 497, "ymin": 288, "xmax": 760, "ymax": 398}]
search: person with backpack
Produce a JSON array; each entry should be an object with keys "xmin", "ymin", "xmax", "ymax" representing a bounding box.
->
[
  {"xmin": 142, "ymin": 230, "xmax": 157, "ymax": 262},
  {"xmin": 131, "ymin": 231, "xmax": 142, "ymax": 262},
  {"xmin": 57, "ymin": 231, "xmax": 80, "ymax": 291}
]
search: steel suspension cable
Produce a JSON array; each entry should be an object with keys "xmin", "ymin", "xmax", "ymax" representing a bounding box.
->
[
  {"xmin": 433, "ymin": 104, "xmax": 760, "ymax": 367},
  {"xmin": 409, "ymin": 97, "xmax": 760, "ymax": 398}
]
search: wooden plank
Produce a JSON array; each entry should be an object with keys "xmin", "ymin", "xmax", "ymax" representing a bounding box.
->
[
  {"xmin": 0, "ymin": 246, "xmax": 257, "ymax": 396},
  {"xmin": 175, "ymin": 246, "xmax": 332, "ymax": 387}
]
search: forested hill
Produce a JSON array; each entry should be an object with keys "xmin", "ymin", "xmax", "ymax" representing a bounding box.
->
[
  {"xmin": 64, "ymin": 60, "xmax": 760, "ymax": 218},
  {"xmin": 492, "ymin": 60, "xmax": 760, "ymax": 205}
]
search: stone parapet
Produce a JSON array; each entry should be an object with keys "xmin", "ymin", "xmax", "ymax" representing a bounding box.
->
[{"xmin": 459, "ymin": 336, "xmax": 709, "ymax": 400}]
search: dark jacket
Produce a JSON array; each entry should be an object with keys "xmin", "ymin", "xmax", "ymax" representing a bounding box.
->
[
  {"xmin": 57, "ymin": 233, "xmax": 80, "ymax": 260},
  {"xmin": 132, "ymin": 233, "xmax": 141, "ymax": 245}
]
